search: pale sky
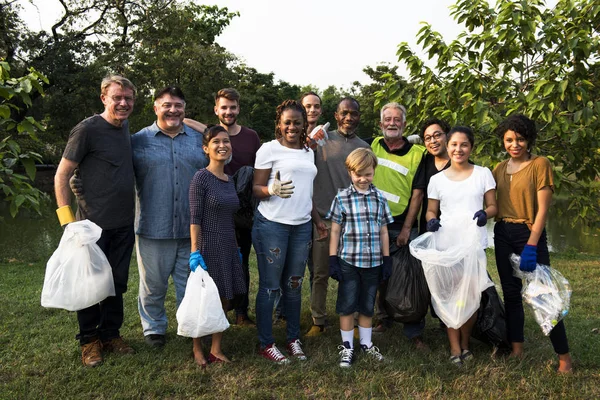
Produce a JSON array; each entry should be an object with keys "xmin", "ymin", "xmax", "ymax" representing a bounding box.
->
[{"xmin": 19, "ymin": 0, "xmax": 462, "ymax": 90}]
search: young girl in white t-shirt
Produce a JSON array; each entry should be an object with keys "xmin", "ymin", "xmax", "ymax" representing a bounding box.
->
[{"xmin": 425, "ymin": 126, "xmax": 497, "ymax": 366}]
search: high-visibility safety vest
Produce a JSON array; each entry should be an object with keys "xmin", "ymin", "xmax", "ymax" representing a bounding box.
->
[{"xmin": 371, "ymin": 137, "xmax": 426, "ymax": 216}]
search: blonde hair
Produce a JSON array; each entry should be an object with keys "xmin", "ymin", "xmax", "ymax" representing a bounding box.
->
[
  {"xmin": 100, "ymin": 75, "xmax": 136, "ymax": 96},
  {"xmin": 345, "ymin": 148, "xmax": 378, "ymax": 173}
]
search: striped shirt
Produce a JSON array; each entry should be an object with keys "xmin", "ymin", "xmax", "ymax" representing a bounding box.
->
[{"xmin": 326, "ymin": 184, "xmax": 394, "ymax": 268}]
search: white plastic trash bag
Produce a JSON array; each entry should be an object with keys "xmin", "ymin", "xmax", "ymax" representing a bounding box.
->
[
  {"xmin": 177, "ymin": 269, "xmax": 230, "ymax": 338},
  {"xmin": 409, "ymin": 214, "xmax": 493, "ymax": 329},
  {"xmin": 41, "ymin": 219, "xmax": 115, "ymax": 311},
  {"xmin": 509, "ymin": 254, "xmax": 571, "ymax": 336}
]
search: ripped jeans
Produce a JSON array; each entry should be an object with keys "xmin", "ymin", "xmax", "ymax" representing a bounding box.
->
[{"xmin": 252, "ymin": 211, "xmax": 312, "ymax": 348}]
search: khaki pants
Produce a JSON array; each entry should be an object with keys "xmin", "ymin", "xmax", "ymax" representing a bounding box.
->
[{"xmin": 309, "ymin": 219, "xmax": 332, "ymax": 326}]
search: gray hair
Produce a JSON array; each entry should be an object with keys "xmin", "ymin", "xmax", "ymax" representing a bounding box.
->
[
  {"xmin": 101, "ymin": 75, "xmax": 137, "ymax": 96},
  {"xmin": 380, "ymin": 102, "xmax": 406, "ymax": 124}
]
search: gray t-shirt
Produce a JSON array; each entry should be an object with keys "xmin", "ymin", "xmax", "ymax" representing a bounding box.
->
[
  {"xmin": 62, "ymin": 114, "xmax": 135, "ymax": 229},
  {"xmin": 313, "ymin": 130, "xmax": 370, "ymax": 217}
]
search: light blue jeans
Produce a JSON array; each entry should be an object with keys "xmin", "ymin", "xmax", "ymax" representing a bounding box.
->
[
  {"xmin": 252, "ymin": 211, "xmax": 312, "ymax": 347},
  {"xmin": 136, "ymin": 236, "xmax": 190, "ymax": 336}
]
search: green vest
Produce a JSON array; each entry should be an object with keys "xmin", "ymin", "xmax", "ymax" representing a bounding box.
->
[{"xmin": 371, "ymin": 137, "xmax": 426, "ymax": 216}]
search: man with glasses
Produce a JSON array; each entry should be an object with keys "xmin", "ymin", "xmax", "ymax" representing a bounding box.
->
[
  {"xmin": 132, "ymin": 86, "xmax": 208, "ymax": 348},
  {"xmin": 54, "ymin": 75, "xmax": 137, "ymax": 367},
  {"xmin": 368, "ymin": 102, "xmax": 429, "ymax": 350}
]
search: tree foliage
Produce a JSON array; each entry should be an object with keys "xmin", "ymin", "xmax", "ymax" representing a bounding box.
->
[
  {"xmin": 377, "ymin": 0, "xmax": 600, "ymax": 227},
  {"xmin": 0, "ymin": 60, "xmax": 48, "ymax": 217}
]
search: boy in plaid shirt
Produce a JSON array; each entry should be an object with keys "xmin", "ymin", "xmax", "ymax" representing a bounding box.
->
[{"xmin": 327, "ymin": 148, "xmax": 394, "ymax": 368}]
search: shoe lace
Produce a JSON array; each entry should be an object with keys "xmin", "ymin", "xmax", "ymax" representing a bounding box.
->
[
  {"xmin": 266, "ymin": 345, "xmax": 286, "ymax": 361},
  {"xmin": 337, "ymin": 345, "xmax": 354, "ymax": 362},
  {"xmin": 364, "ymin": 345, "xmax": 383, "ymax": 361},
  {"xmin": 82, "ymin": 340, "xmax": 102, "ymax": 358},
  {"xmin": 288, "ymin": 340, "xmax": 304, "ymax": 356}
]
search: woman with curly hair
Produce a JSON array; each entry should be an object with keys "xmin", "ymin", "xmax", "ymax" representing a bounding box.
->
[
  {"xmin": 252, "ymin": 100, "xmax": 327, "ymax": 364},
  {"xmin": 493, "ymin": 114, "xmax": 573, "ymax": 373}
]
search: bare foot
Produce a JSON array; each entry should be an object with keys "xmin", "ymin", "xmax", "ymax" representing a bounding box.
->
[
  {"xmin": 193, "ymin": 350, "xmax": 208, "ymax": 368},
  {"xmin": 209, "ymin": 352, "xmax": 231, "ymax": 363}
]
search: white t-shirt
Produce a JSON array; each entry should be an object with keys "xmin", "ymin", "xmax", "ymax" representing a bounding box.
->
[
  {"xmin": 255, "ymin": 140, "xmax": 317, "ymax": 225},
  {"xmin": 428, "ymin": 165, "xmax": 496, "ymax": 248}
]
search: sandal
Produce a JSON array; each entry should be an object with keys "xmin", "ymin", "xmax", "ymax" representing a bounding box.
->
[
  {"xmin": 450, "ymin": 355, "xmax": 463, "ymax": 367},
  {"xmin": 461, "ymin": 349, "xmax": 474, "ymax": 361}
]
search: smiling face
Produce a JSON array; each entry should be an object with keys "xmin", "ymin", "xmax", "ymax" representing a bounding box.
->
[
  {"xmin": 350, "ymin": 166, "xmax": 374, "ymax": 192},
  {"xmin": 101, "ymin": 83, "xmax": 135, "ymax": 125},
  {"xmin": 447, "ymin": 132, "xmax": 472, "ymax": 164},
  {"xmin": 214, "ymin": 97, "xmax": 240, "ymax": 127},
  {"xmin": 380, "ymin": 107, "xmax": 405, "ymax": 140},
  {"xmin": 203, "ymin": 131, "xmax": 231, "ymax": 161},
  {"xmin": 423, "ymin": 124, "xmax": 448, "ymax": 157},
  {"xmin": 503, "ymin": 129, "xmax": 529, "ymax": 161},
  {"xmin": 301, "ymin": 94, "xmax": 322, "ymax": 126},
  {"xmin": 277, "ymin": 109, "xmax": 304, "ymax": 149},
  {"xmin": 335, "ymin": 100, "xmax": 360, "ymax": 135},
  {"xmin": 154, "ymin": 93, "xmax": 185, "ymax": 132}
]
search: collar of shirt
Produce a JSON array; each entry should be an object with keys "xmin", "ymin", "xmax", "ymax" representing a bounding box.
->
[
  {"xmin": 149, "ymin": 121, "xmax": 187, "ymax": 137},
  {"xmin": 348, "ymin": 183, "xmax": 377, "ymax": 196}
]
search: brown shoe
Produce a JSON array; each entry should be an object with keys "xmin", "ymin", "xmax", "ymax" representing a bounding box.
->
[
  {"xmin": 102, "ymin": 336, "xmax": 135, "ymax": 354},
  {"xmin": 411, "ymin": 336, "xmax": 430, "ymax": 352},
  {"xmin": 235, "ymin": 315, "xmax": 256, "ymax": 327},
  {"xmin": 81, "ymin": 339, "xmax": 103, "ymax": 367},
  {"xmin": 373, "ymin": 323, "xmax": 388, "ymax": 333}
]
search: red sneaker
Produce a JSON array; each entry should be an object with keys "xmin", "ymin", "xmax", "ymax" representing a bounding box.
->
[
  {"xmin": 286, "ymin": 339, "xmax": 307, "ymax": 361},
  {"xmin": 259, "ymin": 343, "xmax": 290, "ymax": 365}
]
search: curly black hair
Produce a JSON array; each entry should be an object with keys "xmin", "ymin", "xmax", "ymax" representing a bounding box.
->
[
  {"xmin": 420, "ymin": 118, "xmax": 450, "ymax": 136},
  {"xmin": 494, "ymin": 114, "xmax": 537, "ymax": 147},
  {"xmin": 274, "ymin": 99, "xmax": 309, "ymax": 150}
]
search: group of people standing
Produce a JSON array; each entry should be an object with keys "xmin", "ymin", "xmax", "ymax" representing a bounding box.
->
[{"xmin": 54, "ymin": 74, "xmax": 572, "ymax": 374}]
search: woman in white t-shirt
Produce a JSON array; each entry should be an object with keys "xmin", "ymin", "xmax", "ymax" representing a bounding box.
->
[
  {"xmin": 252, "ymin": 100, "xmax": 327, "ymax": 364},
  {"xmin": 425, "ymin": 126, "xmax": 497, "ymax": 366}
]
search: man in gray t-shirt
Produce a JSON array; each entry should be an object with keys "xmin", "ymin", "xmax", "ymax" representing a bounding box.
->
[
  {"xmin": 307, "ymin": 97, "xmax": 370, "ymax": 336},
  {"xmin": 54, "ymin": 75, "xmax": 137, "ymax": 368}
]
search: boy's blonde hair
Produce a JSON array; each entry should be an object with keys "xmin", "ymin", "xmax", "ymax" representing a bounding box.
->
[{"xmin": 345, "ymin": 148, "xmax": 378, "ymax": 173}]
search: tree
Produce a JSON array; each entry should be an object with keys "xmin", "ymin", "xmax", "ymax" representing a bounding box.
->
[
  {"xmin": 0, "ymin": 60, "xmax": 48, "ymax": 217},
  {"xmin": 378, "ymin": 0, "xmax": 600, "ymax": 227}
]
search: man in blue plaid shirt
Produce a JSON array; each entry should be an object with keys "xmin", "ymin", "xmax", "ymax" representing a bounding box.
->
[{"xmin": 327, "ymin": 148, "xmax": 394, "ymax": 368}]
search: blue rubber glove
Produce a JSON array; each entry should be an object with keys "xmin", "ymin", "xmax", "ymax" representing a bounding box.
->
[
  {"xmin": 382, "ymin": 256, "xmax": 392, "ymax": 281},
  {"xmin": 329, "ymin": 256, "xmax": 343, "ymax": 282},
  {"xmin": 473, "ymin": 210, "xmax": 488, "ymax": 227},
  {"xmin": 238, "ymin": 248, "xmax": 243, "ymax": 264},
  {"xmin": 519, "ymin": 244, "xmax": 537, "ymax": 272},
  {"xmin": 426, "ymin": 218, "xmax": 441, "ymax": 232},
  {"xmin": 189, "ymin": 250, "xmax": 208, "ymax": 272}
]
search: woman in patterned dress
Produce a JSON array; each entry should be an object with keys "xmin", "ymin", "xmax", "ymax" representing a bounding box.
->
[{"xmin": 189, "ymin": 125, "xmax": 246, "ymax": 366}]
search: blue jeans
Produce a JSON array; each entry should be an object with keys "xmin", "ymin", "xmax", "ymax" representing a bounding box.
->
[
  {"xmin": 252, "ymin": 211, "xmax": 312, "ymax": 347},
  {"xmin": 336, "ymin": 259, "xmax": 381, "ymax": 316},
  {"xmin": 136, "ymin": 236, "xmax": 190, "ymax": 336},
  {"xmin": 375, "ymin": 227, "xmax": 425, "ymax": 339}
]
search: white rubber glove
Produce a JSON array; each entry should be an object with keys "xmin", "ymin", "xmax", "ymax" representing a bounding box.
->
[
  {"xmin": 407, "ymin": 134, "xmax": 423, "ymax": 144},
  {"xmin": 268, "ymin": 171, "xmax": 294, "ymax": 198},
  {"xmin": 309, "ymin": 122, "xmax": 330, "ymax": 146}
]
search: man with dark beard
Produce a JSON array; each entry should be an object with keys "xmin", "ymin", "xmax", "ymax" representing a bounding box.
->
[{"xmin": 307, "ymin": 97, "xmax": 370, "ymax": 336}]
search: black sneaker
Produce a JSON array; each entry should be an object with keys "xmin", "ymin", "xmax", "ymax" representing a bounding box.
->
[
  {"xmin": 144, "ymin": 334, "xmax": 166, "ymax": 348},
  {"xmin": 338, "ymin": 341, "xmax": 354, "ymax": 368},
  {"xmin": 361, "ymin": 344, "xmax": 384, "ymax": 361}
]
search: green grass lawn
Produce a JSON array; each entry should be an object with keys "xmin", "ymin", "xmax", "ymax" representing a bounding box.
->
[{"xmin": 1, "ymin": 249, "xmax": 599, "ymax": 399}]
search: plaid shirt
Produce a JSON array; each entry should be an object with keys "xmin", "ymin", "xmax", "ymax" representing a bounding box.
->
[{"xmin": 326, "ymin": 184, "xmax": 394, "ymax": 268}]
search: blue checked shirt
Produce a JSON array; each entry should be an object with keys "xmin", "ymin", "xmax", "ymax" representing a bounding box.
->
[
  {"xmin": 326, "ymin": 184, "xmax": 394, "ymax": 268},
  {"xmin": 132, "ymin": 122, "xmax": 208, "ymax": 239}
]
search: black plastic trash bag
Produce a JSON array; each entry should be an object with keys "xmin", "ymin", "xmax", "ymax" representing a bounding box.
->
[
  {"xmin": 232, "ymin": 166, "xmax": 257, "ymax": 230},
  {"xmin": 471, "ymin": 284, "xmax": 511, "ymax": 349},
  {"xmin": 384, "ymin": 244, "xmax": 430, "ymax": 323}
]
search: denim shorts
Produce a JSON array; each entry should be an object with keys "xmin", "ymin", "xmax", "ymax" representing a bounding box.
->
[{"xmin": 335, "ymin": 259, "xmax": 381, "ymax": 317}]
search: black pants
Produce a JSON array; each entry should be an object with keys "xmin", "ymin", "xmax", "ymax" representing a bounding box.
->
[
  {"xmin": 493, "ymin": 221, "xmax": 569, "ymax": 354},
  {"xmin": 234, "ymin": 226, "xmax": 252, "ymax": 317},
  {"xmin": 76, "ymin": 224, "xmax": 134, "ymax": 345}
]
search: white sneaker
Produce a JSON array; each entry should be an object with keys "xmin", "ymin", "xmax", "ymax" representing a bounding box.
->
[
  {"xmin": 287, "ymin": 339, "xmax": 307, "ymax": 361},
  {"xmin": 259, "ymin": 343, "xmax": 290, "ymax": 365},
  {"xmin": 361, "ymin": 344, "xmax": 384, "ymax": 361},
  {"xmin": 338, "ymin": 341, "xmax": 354, "ymax": 368}
]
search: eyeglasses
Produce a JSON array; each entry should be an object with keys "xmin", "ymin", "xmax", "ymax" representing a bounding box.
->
[
  {"xmin": 424, "ymin": 131, "xmax": 445, "ymax": 143},
  {"xmin": 109, "ymin": 95, "xmax": 135, "ymax": 103}
]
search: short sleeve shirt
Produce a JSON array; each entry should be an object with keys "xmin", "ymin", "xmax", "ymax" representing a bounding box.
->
[
  {"xmin": 62, "ymin": 115, "xmax": 134, "ymax": 229},
  {"xmin": 326, "ymin": 184, "xmax": 394, "ymax": 268},
  {"xmin": 493, "ymin": 155, "xmax": 554, "ymax": 228}
]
